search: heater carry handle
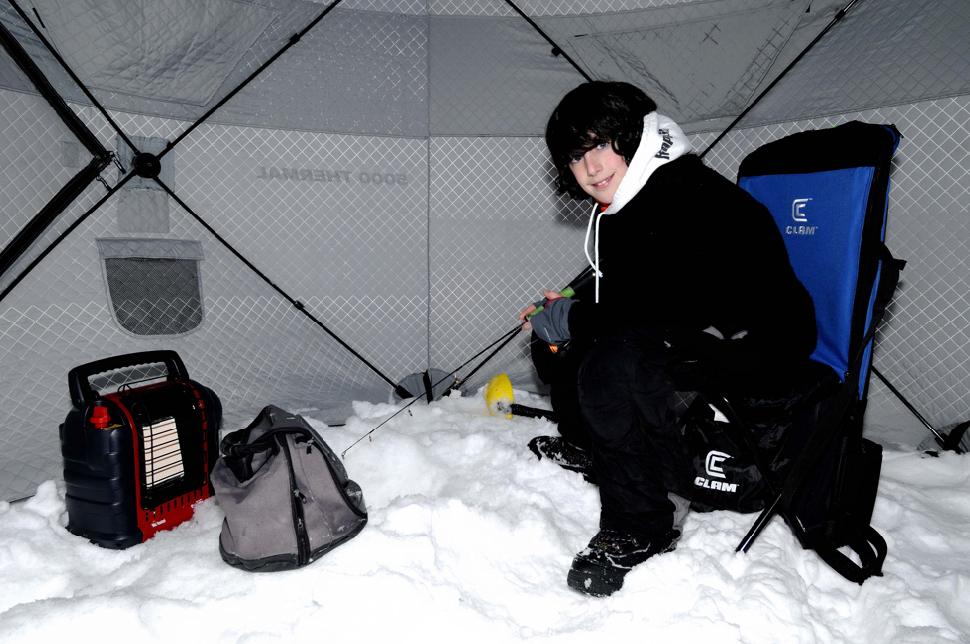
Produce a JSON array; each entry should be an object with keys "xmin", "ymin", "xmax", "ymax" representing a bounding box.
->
[{"xmin": 69, "ymin": 350, "xmax": 190, "ymax": 409}]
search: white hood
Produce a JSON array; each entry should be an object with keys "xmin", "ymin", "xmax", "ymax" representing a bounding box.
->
[{"xmin": 584, "ymin": 112, "xmax": 692, "ymax": 301}]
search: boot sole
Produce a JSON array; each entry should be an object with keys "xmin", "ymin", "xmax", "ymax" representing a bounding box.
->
[{"xmin": 566, "ymin": 559, "xmax": 626, "ymax": 597}]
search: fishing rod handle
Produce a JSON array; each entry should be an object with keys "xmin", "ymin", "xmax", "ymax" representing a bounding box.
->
[{"xmin": 526, "ymin": 285, "xmax": 576, "ymax": 320}]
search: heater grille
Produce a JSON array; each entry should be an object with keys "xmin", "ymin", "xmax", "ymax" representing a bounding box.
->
[{"xmin": 142, "ymin": 416, "xmax": 185, "ymax": 489}]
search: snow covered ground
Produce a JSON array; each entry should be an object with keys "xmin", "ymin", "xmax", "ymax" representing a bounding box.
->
[{"xmin": 1, "ymin": 389, "xmax": 968, "ymax": 643}]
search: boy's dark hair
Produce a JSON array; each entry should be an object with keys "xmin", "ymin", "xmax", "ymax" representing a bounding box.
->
[{"xmin": 546, "ymin": 81, "xmax": 657, "ymax": 199}]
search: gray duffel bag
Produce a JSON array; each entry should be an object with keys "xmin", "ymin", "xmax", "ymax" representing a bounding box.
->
[{"xmin": 211, "ymin": 405, "xmax": 367, "ymax": 571}]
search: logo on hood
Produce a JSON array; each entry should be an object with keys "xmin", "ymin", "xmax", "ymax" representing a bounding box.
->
[{"xmin": 655, "ymin": 128, "xmax": 674, "ymax": 160}]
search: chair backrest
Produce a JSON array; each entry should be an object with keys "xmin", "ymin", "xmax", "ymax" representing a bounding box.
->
[{"xmin": 737, "ymin": 122, "xmax": 900, "ymax": 398}]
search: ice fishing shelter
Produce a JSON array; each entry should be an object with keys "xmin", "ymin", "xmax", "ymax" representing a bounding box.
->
[{"xmin": 0, "ymin": 0, "xmax": 967, "ymax": 501}]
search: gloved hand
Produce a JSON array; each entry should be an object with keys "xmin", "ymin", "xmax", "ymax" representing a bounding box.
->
[{"xmin": 529, "ymin": 297, "xmax": 574, "ymax": 345}]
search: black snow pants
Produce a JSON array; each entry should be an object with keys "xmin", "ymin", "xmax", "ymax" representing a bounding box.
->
[
  {"xmin": 531, "ymin": 329, "xmax": 804, "ymax": 538},
  {"xmin": 532, "ymin": 331, "xmax": 685, "ymax": 537}
]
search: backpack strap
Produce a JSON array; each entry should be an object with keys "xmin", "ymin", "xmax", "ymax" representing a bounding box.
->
[
  {"xmin": 737, "ymin": 381, "xmax": 857, "ymax": 552},
  {"xmin": 813, "ymin": 525, "xmax": 887, "ymax": 584}
]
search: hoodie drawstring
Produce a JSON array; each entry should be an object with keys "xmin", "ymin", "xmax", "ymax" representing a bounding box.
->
[{"xmin": 583, "ymin": 202, "xmax": 604, "ymax": 303}]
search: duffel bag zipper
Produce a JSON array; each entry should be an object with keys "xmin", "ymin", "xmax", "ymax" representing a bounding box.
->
[
  {"xmin": 280, "ymin": 436, "xmax": 310, "ymax": 566},
  {"xmin": 304, "ymin": 437, "xmax": 367, "ymax": 519}
]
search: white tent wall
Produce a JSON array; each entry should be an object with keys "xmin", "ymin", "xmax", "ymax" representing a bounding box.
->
[
  {"xmin": 0, "ymin": 1, "xmax": 438, "ymax": 501},
  {"xmin": 0, "ymin": 0, "xmax": 967, "ymax": 501},
  {"xmin": 0, "ymin": 98, "xmax": 430, "ymax": 500},
  {"xmin": 428, "ymin": 136, "xmax": 588, "ymax": 387}
]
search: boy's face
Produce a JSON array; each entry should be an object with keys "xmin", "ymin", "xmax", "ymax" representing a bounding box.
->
[{"xmin": 569, "ymin": 142, "xmax": 628, "ymax": 205}]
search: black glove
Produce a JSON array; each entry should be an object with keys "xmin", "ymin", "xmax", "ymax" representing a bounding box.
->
[{"xmin": 530, "ymin": 298, "xmax": 574, "ymax": 345}]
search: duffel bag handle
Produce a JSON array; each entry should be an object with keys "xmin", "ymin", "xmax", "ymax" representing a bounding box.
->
[
  {"xmin": 222, "ymin": 426, "xmax": 313, "ymax": 457},
  {"xmin": 221, "ymin": 425, "xmax": 313, "ymax": 481}
]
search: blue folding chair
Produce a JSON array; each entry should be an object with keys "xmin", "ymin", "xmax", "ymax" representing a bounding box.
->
[{"xmin": 711, "ymin": 121, "xmax": 904, "ymax": 583}]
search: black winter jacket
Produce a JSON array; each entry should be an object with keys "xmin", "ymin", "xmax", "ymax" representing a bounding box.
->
[{"xmin": 568, "ymin": 154, "xmax": 816, "ymax": 376}]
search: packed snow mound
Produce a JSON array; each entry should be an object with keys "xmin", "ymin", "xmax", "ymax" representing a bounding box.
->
[{"xmin": 1, "ymin": 390, "xmax": 968, "ymax": 643}]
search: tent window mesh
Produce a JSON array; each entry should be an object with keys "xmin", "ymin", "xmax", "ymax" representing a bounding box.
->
[{"xmin": 104, "ymin": 257, "xmax": 203, "ymax": 335}]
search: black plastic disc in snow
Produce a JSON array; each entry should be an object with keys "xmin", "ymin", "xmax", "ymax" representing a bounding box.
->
[
  {"xmin": 395, "ymin": 368, "xmax": 456, "ymax": 401},
  {"xmin": 132, "ymin": 152, "xmax": 162, "ymax": 179}
]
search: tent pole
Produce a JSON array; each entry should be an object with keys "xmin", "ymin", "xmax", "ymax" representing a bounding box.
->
[
  {"xmin": 502, "ymin": 0, "xmax": 594, "ymax": 82},
  {"xmin": 152, "ymin": 177, "xmax": 402, "ymax": 392},
  {"xmin": 8, "ymin": 0, "xmax": 139, "ymax": 153},
  {"xmin": 700, "ymin": 0, "xmax": 862, "ymax": 159},
  {"xmin": 0, "ymin": 17, "xmax": 112, "ymax": 282},
  {"xmin": 871, "ymin": 366, "xmax": 965, "ymax": 453},
  {"xmin": 0, "ymin": 172, "xmax": 134, "ymax": 305},
  {"xmin": 0, "ymin": 12, "xmax": 108, "ymax": 156},
  {"xmin": 0, "ymin": 157, "xmax": 110, "ymax": 284}
]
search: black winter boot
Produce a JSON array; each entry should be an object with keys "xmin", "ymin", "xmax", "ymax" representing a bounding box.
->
[
  {"xmin": 528, "ymin": 435, "xmax": 596, "ymax": 483},
  {"xmin": 567, "ymin": 528, "xmax": 680, "ymax": 597}
]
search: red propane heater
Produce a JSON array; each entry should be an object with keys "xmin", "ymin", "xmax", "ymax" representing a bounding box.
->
[{"xmin": 60, "ymin": 350, "xmax": 221, "ymax": 548}]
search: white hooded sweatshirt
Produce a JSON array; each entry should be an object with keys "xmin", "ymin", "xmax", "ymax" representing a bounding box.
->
[{"xmin": 584, "ymin": 112, "xmax": 692, "ymax": 302}]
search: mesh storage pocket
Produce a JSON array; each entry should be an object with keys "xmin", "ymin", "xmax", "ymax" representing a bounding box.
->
[{"xmin": 98, "ymin": 238, "xmax": 205, "ymax": 336}]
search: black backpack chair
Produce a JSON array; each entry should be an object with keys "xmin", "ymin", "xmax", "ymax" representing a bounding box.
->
[{"xmin": 685, "ymin": 121, "xmax": 904, "ymax": 584}]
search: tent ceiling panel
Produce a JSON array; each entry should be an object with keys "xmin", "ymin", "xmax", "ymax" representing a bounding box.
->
[
  {"xmin": 0, "ymin": 20, "xmax": 40, "ymax": 95},
  {"xmin": 3, "ymin": 1, "xmax": 967, "ymax": 137},
  {"xmin": 429, "ymin": 15, "xmax": 585, "ymax": 135},
  {"xmin": 533, "ymin": 0, "xmax": 831, "ymax": 129},
  {"xmin": 0, "ymin": 3, "xmax": 429, "ymax": 136},
  {"xmin": 427, "ymin": 0, "xmax": 696, "ymax": 17},
  {"xmin": 543, "ymin": 0, "xmax": 810, "ymax": 125},
  {"xmin": 748, "ymin": 0, "xmax": 970, "ymax": 125},
  {"xmin": 224, "ymin": 7, "xmax": 428, "ymax": 136},
  {"xmin": 28, "ymin": 0, "xmax": 277, "ymax": 106},
  {"xmin": 328, "ymin": 0, "xmax": 707, "ymax": 16},
  {"xmin": 327, "ymin": 0, "xmax": 426, "ymax": 15}
]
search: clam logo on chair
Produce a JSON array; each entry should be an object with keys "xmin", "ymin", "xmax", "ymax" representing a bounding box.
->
[
  {"xmin": 706, "ymin": 450, "xmax": 731, "ymax": 478},
  {"xmin": 787, "ymin": 198, "xmax": 817, "ymax": 236},
  {"xmin": 695, "ymin": 450, "xmax": 738, "ymax": 493}
]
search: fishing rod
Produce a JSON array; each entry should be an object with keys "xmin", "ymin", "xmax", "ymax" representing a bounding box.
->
[
  {"xmin": 341, "ymin": 265, "xmax": 595, "ymax": 457},
  {"xmin": 452, "ymin": 265, "xmax": 595, "ymax": 388},
  {"xmin": 340, "ymin": 324, "xmax": 521, "ymax": 458}
]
